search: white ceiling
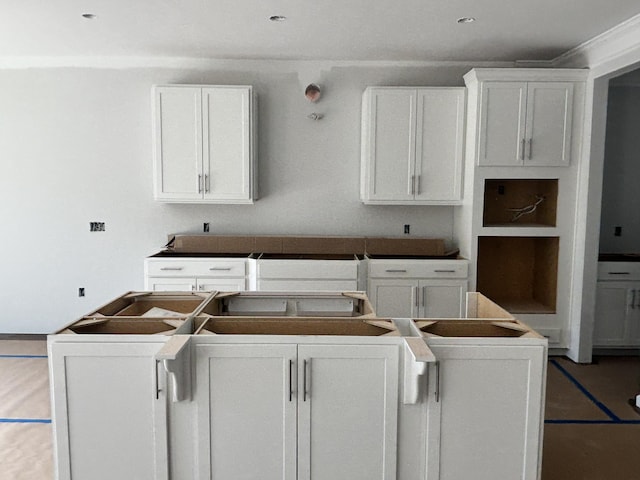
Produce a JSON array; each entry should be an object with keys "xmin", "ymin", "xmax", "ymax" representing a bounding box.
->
[{"xmin": 2, "ymin": 0, "xmax": 640, "ymax": 62}]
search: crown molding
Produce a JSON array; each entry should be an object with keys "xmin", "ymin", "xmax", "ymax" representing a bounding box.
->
[
  {"xmin": 550, "ymin": 13, "xmax": 640, "ymax": 70},
  {"xmin": 0, "ymin": 56, "xmax": 515, "ymax": 70}
]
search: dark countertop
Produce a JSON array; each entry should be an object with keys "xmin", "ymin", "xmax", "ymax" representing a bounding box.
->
[{"xmin": 599, "ymin": 253, "xmax": 640, "ymax": 262}]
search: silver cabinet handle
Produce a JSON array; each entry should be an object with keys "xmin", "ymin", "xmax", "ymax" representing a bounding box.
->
[
  {"xmin": 417, "ymin": 175, "xmax": 421, "ymax": 195},
  {"xmin": 160, "ymin": 267, "xmax": 184, "ymax": 271},
  {"xmin": 422, "ymin": 286, "xmax": 426, "ymax": 307},
  {"xmin": 410, "ymin": 175, "xmax": 415, "ymax": 195},
  {"xmin": 435, "ymin": 361, "xmax": 440, "ymax": 402},
  {"xmin": 631, "ymin": 290, "xmax": 636, "ymax": 310},
  {"xmin": 637, "ymin": 289, "xmax": 640, "ymax": 309},
  {"xmin": 209, "ymin": 267, "xmax": 232, "ymax": 271},
  {"xmin": 434, "ymin": 269, "xmax": 456, "ymax": 273},
  {"xmin": 198, "ymin": 174, "xmax": 203, "ymax": 193},
  {"xmin": 204, "ymin": 174, "xmax": 209, "ymax": 193},
  {"xmin": 609, "ymin": 272, "xmax": 631, "ymax": 275},
  {"xmin": 414, "ymin": 286, "xmax": 419, "ymax": 308},
  {"xmin": 527, "ymin": 138, "xmax": 533, "ymax": 160},
  {"xmin": 155, "ymin": 360, "xmax": 162, "ymax": 400},
  {"xmin": 289, "ymin": 360, "xmax": 293, "ymax": 402},
  {"xmin": 385, "ymin": 269, "xmax": 407, "ymax": 273},
  {"xmin": 521, "ymin": 139, "xmax": 526, "ymax": 161},
  {"xmin": 303, "ymin": 359, "xmax": 309, "ymax": 402}
]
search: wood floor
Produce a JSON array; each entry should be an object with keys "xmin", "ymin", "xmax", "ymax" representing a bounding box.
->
[{"xmin": 0, "ymin": 337, "xmax": 638, "ymax": 479}]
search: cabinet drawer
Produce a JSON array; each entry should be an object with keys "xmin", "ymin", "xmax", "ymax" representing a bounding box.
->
[
  {"xmin": 597, "ymin": 262, "xmax": 640, "ymax": 281},
  {"xmin": 146, "ymin": 259, "xmax": 247, "ymax": 277},
  {"xmin": 257, "ymin": 260, "xmax": 358, "ymax": 280},
  {"xmin": 368, "ymin": 260, "xmax": 468, "ymax": 279}
]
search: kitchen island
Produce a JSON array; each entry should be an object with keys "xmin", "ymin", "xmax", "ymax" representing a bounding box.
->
[{"xmin": 48, "ymin": 291, "xmax": 546, "ymax": 480}]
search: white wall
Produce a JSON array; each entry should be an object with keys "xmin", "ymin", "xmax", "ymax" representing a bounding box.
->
[
  {"xmin": 0, "ymin": 61, "xmax": 475, "ymax": 333},
  {"xmin": 599, "ymin": 85, "xmax": 640, "ymax": 252}
]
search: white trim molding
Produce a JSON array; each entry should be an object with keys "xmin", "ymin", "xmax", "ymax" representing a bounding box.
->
[{"xmin": 551, "ymin": 13, "xmax": 640, "ymax": 72}]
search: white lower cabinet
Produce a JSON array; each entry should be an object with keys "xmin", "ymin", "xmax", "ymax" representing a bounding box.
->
[
  {"xmin": 48, "ymin": 340, "xmax": 169, "ymax": 480},
  {"xmin": 369, "ymin": 279, "xmax": 467, "ymax": 318},
  {"xmin": 424, "ymin": 343, "xmax": 546, "ymax": 480},
  {"xmin": 195, "ymin": 342, "xmax": 399, "ymax": 480},
  {"xmin": 144, "ymin": 257, "xmax": 249, "ymax": 292},
  {"xmin": 593, "ymin": 281, "xmax": 640, "ymax": 347}
]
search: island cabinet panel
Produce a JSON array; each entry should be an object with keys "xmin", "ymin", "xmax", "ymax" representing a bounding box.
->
[
  {"xmin": 194, "ymin": 342, "xmax": 399, "ymax": 480},
  {"xmin": 424, "ymin": 344, "xmax": 546, "ymax": 480},
  {"xmin": 195, "ymin": 344, "xmax": 297, "ymax": 480},
  {"xmin": 48, "ymin": 341, "xmax": 169, "ymax": 480}
]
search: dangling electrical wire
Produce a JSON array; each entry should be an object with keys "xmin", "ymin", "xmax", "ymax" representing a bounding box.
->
[{"xmin": 508, "ymin": 195, "xmax": 545, "ymax": 222}]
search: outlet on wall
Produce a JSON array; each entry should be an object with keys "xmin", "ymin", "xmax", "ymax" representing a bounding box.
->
[
  {"xmin": 78, "ymin": 287, "xmax": 85, "ymax": 297},
  {"xmin": 404, "ymin": 224, "xmax": 410, "ymax": 235},
  {"xmin": 204, "ymin": 223, "xmax": 210, "ymax": 233}
]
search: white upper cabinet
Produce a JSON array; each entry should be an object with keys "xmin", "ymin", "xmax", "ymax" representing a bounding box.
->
[
  {"xmin": 361, "ymin": 87, "xmax": 465, "ymax": 205},
  {"xmin": 153, "ymin": 85, "xmax": 256, "ymax": 203},
  {"xmin": 477, "ymin": 80, "xmax": 574, "ymax": 167}
]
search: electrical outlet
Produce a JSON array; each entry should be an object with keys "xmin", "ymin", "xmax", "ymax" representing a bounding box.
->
[
  {"xmin": 204, "ymin": 223, "xmax": 210, "ymax": 233},
  {"xmin": 90, "ymin": 222, "xmax": 105, "ymax": 232},
  {"xmin": 404, "ymin": 224, "xmax": 410, "ymax": 235},
  {"xmin": 614, "ymin": 226, "xmax": 622, "ymax": 237},
  {"xmin": 498, "ymin": 185, "xmax": 505, "ymax": 195},
  {"xmin": 78, "ymin": 287, "xmax": 85, "ymax": 297}
]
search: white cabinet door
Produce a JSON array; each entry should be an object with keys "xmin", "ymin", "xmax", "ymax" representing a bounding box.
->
[
  {"xmin": 361, "ymin": 87, "xmax": 465, "ymax": 204},
  {"xmin": 363, "ymin": 88, "xmax": 416, "ymax": 202},
  {"xmin": 49, "ymin": 341, "xmax": 168, "ymax": 480},
  {"xmin": 196, "ymin": 277, "xmax": 246, "ymax": 292},
  {"xmin": 153, "ymin": 85, "xmax": 255, "ymax": 204},
  {"xmin": 426, "ymin": 344, "xmax": 546, "ymax": 480},
  {"xmin": 147, "ymin": 276, "xmax": 196, "ymax": 292},
  {"xmin": 593, "ymin": 282, "xmax": 628, "ymax": 346},
  {"xmin": 524, "ymin": 82, "xmax": 573, "ymax": 166},
  {"xmin": 478, "ymin": 82, "xmax": 527, "ymax": 166},
  {"xmin": 477, "ymin": 81, "xmax": 573, "ymax": 167},
  {"xmin": 202, "ymin": 87, "xmax": 252, "ymax": 202},
  {"xmin": 153, "ymin": 86, "xmax": 203, "ymax": 200},
  {"xmin": 368, "ymin": 279, "xmax": 419, "ymax": 318},
  {"xmin": 297, "ymin": 344, "xmax": 399, "ymax": 480},
  {"xmin": 415, "ymin": 89, "xmax": 465, "ymax": 202},
  {"xmin": 195, "ymin": 344, "xmax": 297, "ymax": 480},
  {"xmin": 420, "ymin": 280, "xmax": 466, "ymax": 318}
]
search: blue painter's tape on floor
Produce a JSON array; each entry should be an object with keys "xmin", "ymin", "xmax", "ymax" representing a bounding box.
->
[
  {"xmin": 0, "ymin": 418, "xmax": 51, "ymax": 424},
  {"xmin": 0, "ymin": 355, "xmax": 48, "ymax": 359},
  {"xmin": 550, "ymin": 359, "xmax": 621, "ymax": 422},
  {"xmin": 545, "ymin": 419, "xmax": 640, "ymax": 425}
]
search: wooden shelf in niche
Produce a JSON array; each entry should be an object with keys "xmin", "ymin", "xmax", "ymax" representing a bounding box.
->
[
  {"xmin": 477, "ymin": 236, "xmax": 558, "ymax": 314},
  {"xmin": 483, "ymin": 179, "xmax": 558, "ymax": 227}
]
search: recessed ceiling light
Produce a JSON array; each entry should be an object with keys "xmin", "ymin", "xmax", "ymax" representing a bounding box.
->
[
  {"xmin": 457, "ymin": 17, "xmax": 476, "ymax": 24},
  {"xmin": 82, "ymin": 13, "xmax": 97, "ymax": 20},
  {"xmin": 269, "ymin": 15, "xmax": 287, "ymax": 22}
]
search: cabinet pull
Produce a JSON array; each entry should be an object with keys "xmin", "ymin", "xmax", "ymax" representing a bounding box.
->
[
  {"xmin": 609, "ymin": 272, "xmax": 631, "ymax": 275},
  {"xmin": 160, "ymin": 267, "xmax": 184, "ymax": 271},
  {"xmin": 637, "ymin": 289, "xmax": 640, "ymax": 309},
  {"xmin": 435, "ymin": 361, "xmax": 440, "ymax": 402},
  {"xmin": 198, "ymin": 174, "xmax": 202, "ymax": 193},
  {"xmin": 527, "ymin": 138, "xmax": 533, "ymax": 160},
  {"xmin": 303, "ymin": 359, "xmax": 309, "ymax": 402},
  {"xmin": 385, "ymin": 269, "xmax": 407, "ymax": 273},
  {"xmin": 205, "ymin": 174, "xmax": 209, "ymax": 193},
  {"xmin": 422, "ymin": 286, "xmax": 426, "ymax": 307},
  {"xmin": 415, "ymin": 286, "xmax": 419, "ymax": 307},
  {"xmin": 520, "ymin": 139, "xmax": 526, "ymax": 161},
  {"xmin": 410, "ymin": 175, "xmax": 415, "ymax": 195},
  {"xmin": 631, "ymin": 290, "xmax": 636, "ymax": 310},
  {"xmin": 289, "ymin": 360, "xmax": 293, "ymax": 402},
  {"xmin": 209, "ymin": 267, "xmax": 232, "ymax": 271},
  {"xmin": 434, "ymin": 269, "xmax": 456, "ymax": 273},
  {"xmin": 155, "ymin": 360, "xmax": 161, "ymax": 400},
  {"xmin": 417, "ymin": 175, "xmax": 421, "ymax": 195}
]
